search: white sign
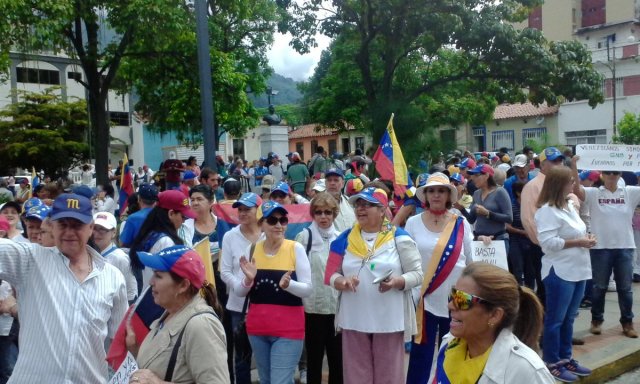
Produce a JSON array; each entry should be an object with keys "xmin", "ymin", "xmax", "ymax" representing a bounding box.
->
[
  {"xmin": 576, "ymin": 144, "xmax": 640, "ymax": 172},
  {"xmin": 471, "ymin": 241, "xmax": 508, "ymax": 271},
  {"xmin": 108, "ymin": 352, "xmax": 138, "ymax": 384}
]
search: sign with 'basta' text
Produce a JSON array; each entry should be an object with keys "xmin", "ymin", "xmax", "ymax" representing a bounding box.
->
[{"xmin": 471, "ymin": 240, "xmax": 508, "ymax": 271}]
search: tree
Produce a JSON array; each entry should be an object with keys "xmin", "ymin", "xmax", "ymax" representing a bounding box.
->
[
  {"xmin": 119, "ymin": 0, "xmax": 280, "ymax": 143},
  {"xmin": 0, "ymin": 89, "xmax": 89, "ymax": 176},
  {"xmin": 614, "ymin": 112, "xmax": 640, "ymax": 145},
  {"xmin": 285, "ymin": 0, "xmax": 604, "ymax": 156},
  {"xmin": 0, "ymin": 0, "xmax": 280, "ymax": 184}
]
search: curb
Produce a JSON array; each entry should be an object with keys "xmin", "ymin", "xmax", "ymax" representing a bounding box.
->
[{"xmin": 581, "ymin": 348, "xmax": 640, "ymax": 384}]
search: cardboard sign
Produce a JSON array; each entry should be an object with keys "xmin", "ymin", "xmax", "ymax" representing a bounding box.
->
[
  {"xmin": 576, "ymin": 144, "xmax": 640, "ymax": 172},
  {"xmin": 108, "ymin": 352, "xmax": 138, "ymax": 384},
  {"xmin": 471, "ymin": 241, "xmax": 508, "ymax": 271}
]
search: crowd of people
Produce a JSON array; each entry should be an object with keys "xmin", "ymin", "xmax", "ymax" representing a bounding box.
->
[{"xmin": 0, "ymin": 143, "xmax": 638, "ymax": 384}]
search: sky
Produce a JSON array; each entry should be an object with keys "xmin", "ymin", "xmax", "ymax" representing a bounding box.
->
[{"xmin": 266, "ymin": 32, "xmax": 331, "ymax": 81}]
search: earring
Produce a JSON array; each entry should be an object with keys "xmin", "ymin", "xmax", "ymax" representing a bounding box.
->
[{"xmin": 488, "ymin": 322, "xmax": 494, "ymax": 327}]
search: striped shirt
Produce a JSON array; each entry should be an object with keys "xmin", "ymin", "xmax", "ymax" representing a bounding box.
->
[{"xmin": 0, "ymin": 239, "xmax": 128, "ymax": 384}]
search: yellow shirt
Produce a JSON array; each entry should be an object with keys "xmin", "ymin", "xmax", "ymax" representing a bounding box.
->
[{"xmin": 443, "ymin": 338, "xmax": 493, "ymax": 384}]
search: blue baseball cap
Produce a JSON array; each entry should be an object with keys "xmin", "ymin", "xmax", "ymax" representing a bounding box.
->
[
  {"xmin": 50, "ymin": 193, "xmax": 93, "ymax": 224},
  {"xmin": 232, "ymin": 192, "xmax": 263, "ymax": 208},
  {"xmin": 138, "ymin": 245, "xmax": 206, "ymax": 289},
  {"xmin": 72, "ymin": 185, "xmax": 94, "ymax": 199},
  {"xmin": 348, "ymin": 186, "xmax": 389, "ymax": 207},
  {"xmin": 456, "ymin": 158, "xmax": 477, "ymax": 170},
  {"xmin": 271, "ymin": 181, "xmax": 290, "ymax": 195},
  {"xmin": 23, "ymin": 197, "xmax": 43, "ymax": 212},
  {"xmin": 138, "ymin": 183, "xmax": 159, "ymax": 201},
  {"xmin": 467, "ymin": 164, "xmax": 495, "ymax": 176},
  {"xmin": 449, "ymin": 172, "xmax": 466, "ymax": 184},
  {"xmin": 183, "ymin": 171, "xmax": 196, "ymax": 181},
  {"xmin": 539, "ymin": 147, "xmax": 565, "ymax": 163},
  {"xmin": 257, "ymin": 201, "xmax": 288, "ymax": 220},
  {"xmin": 325, "ymin": 168, "xmax": 344, "ymax": 178},
  {"xmin": 25, "ymin": 205, "xmax": 51, "ymax": 221}
]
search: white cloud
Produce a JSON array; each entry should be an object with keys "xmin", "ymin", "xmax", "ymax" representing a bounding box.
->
[{"xmin": 267, "ymin": 32, "xmax": 331, "ymax": 81}]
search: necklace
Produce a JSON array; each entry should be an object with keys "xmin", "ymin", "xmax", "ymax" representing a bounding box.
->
[{"xmin": 428, "ymin": 209, "xmax": 447, "ymax": 225}]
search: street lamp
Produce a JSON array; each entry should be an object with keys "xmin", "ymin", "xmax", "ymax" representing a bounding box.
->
[
  {"xmin": 266, "ymin": 86, "xmax": 279, "ymax": 105},
  {"xmin": 605, "ymin": 35, "xmax": 618, "ymax": 137}
]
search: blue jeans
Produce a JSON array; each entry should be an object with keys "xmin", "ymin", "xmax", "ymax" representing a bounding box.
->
[
  {"xmin": 0, "ymin": 335, "xmax": 18, "ymax": 384},
  {"xmin": 249, "ymin": 335, "xmax": 303, "ymax": 384},
  {"xmin": 542, "ymin": 267, "xmax": 585, "ymax": 364},
  {"xmin": 590, "ymin": 248, "xmax": 635, "ymax": 324},
  {"xmin": 229, "ymin": 311, "xmax": 252, "ymax": 384},
  {"xmin": 406, "ymin": 310, "xmax": 450, "ymax": 384}
]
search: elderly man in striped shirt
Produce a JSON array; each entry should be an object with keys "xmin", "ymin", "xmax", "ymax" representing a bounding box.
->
[{"xmin": 0, "ymin": 193, "xmax": 128, "ymax": 383}]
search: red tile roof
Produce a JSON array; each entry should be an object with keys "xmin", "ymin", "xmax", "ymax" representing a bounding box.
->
[
  {"xmin": 493, "ymin": 102, "xmax": 559, "ymax": 120},
  {"xmin": 288, "ymin": 124, "xmax": 337, "ymax": 139}
]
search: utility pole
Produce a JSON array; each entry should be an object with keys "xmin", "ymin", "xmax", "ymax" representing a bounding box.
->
[{"xmin": 195, "ymin": 0, "xmax": 216, "ymax": 167}]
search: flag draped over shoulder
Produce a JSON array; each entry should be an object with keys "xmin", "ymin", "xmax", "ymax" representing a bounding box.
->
[
  {"xmin": 372, "ymin": 113, "xmax": 409, "ymax": 198},
  {"xmin": 119, "ymin": 154, "xmax": 134, "ymax": 213},
  {"xmin": 213, "ymin": 203, "xmax": 313, "ymax": 244}
]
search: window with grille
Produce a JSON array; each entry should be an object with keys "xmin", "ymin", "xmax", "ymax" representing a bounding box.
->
[
  {"xmin": 565, "ymin": 130, "xmax": 607, "ymax": 145},
  {"xmin": 491, "ymin": 130, "xmax": 514, "ymax": 152}
]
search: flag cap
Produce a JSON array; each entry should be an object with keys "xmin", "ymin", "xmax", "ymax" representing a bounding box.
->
[{"xmin": 138, "ymin": 245, "xmax": 206, "ymax": 289}]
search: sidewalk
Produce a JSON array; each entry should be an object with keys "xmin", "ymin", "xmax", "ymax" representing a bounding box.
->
[
  {"xmin": 251, "ymin": 282, "xmax": 640, "ymax": 383},
  {"xmin": 570, "ymin": 281, "xmax": 640, "ymax": 383}
]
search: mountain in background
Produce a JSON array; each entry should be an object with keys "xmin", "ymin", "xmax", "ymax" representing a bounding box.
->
[{"xmin": 251, "ymin": 73, "xmax": 302, "ymax": 108}]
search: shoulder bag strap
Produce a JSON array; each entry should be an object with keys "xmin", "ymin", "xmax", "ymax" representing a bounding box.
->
[
  {"xmin": 165, "ymin": 310, "xmax": 218, "ymax": 381},
  {"xmin": 305, "ymin": 227, "xmax": 313, "ymax": 256}
]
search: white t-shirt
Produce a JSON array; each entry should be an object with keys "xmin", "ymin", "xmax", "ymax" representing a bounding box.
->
[
  {"xmin": 404, "ymin": 213, "xmax": 473, "ymax": 318},
  {"xmin": 0, "ymin": 280, "xmax": 13, "ymax": 336},
  {"xmin": 584, "ymin": 185, "xmax": 640, "ymax": 249},
  {"xmin": 269, "ymin": 164, "xmax": 285, "ymax": 181},
  {"xmin": 535, "ymin": 201, "xmax": 591, "ymax": 281},
  {"xmin": 100, "ymin": 244, "xmax": 138, "ymax": 301}
]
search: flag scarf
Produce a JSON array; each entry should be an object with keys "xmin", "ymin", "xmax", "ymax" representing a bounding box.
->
[
  {"xmin": 106, "ymin": 286, "xmax": 164, "ymax": 370},
  {"xmin": 414, "ymin": 215, "xmax": 465, "ymax": 344},
  {"xmin": 372, "ymin": 113, "xmax": 409, "ymax": 197},
  {"xmin": 324, "ymin": 223, "xmax": 410, "ymax": 286},
  {"xmin": 433, "ymin": 338, "xmax": 491, "ymax": 384},
  {"xmin": 213, "ymin": 203, "xmax": 312, "ymax": 244},
  {"xmin": 118, "ymin": 154, "xmax": 134, "ymax": 213}
]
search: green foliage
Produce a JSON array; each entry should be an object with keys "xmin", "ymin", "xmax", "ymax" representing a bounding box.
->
[
  {"xmin": 119, "ymin": 0, "xmax": 280, "ymax": 141},
  {"xmin": 286, "ymin": 0, "xmax": 604, "ymax": 161},
  {"xmin": 614, "ymin": 112, "xmax": 640, "ymax": 145},
  {"xmin": 0, "ymin": 89, "xmax": 89, "ymax": 175}
]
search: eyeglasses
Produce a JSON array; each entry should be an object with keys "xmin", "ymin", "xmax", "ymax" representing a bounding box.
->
[
  {"xmin": 603, "ymin": 171, "xmax": 620, "ymax": 175},
  {"xmin": 265, "ymin": 216, "xmax": 289, "ymax": 226},
  {"xmin": 355, "ymin": 201, "xmax": 377, "ymax": 209},
  {"xmin": 448, "ymin": 287, "xmax": 492, "ymax": 310},
  {"xmin": 314, "ymin": 210, "xmax": 333, "ymax": 216}
]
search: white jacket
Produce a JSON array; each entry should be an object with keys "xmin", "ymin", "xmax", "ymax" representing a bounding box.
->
[{"xmin": 441, "ymin": 328, "xmax": 554, "ymax": 384}]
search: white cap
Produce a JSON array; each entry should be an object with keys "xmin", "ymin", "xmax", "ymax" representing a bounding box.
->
[
  {"xmin": 513, "ymin": 154, "xmax": 528, "ymax": 168},
  {"xmin": 93, "ymin": 212, "xmax": 117, "ymax": 230},
  {"xmin": 313, "ymin": 179, "xmax": 326, "ymax": 192}
]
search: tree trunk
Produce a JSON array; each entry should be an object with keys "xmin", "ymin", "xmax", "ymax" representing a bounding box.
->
[{"xmin": 88, "ymin": 92, "xmax": 110, "ymax": 186}]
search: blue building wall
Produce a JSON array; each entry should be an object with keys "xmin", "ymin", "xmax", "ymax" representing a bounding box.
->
[{"xmin": 142, "ymin": 126, "xmax": 180, "ymax": 170}]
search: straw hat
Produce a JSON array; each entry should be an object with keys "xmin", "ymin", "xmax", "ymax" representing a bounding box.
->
[{"xmin": 416, "ymin": 172, "xmax": 458, "ymax": 204}]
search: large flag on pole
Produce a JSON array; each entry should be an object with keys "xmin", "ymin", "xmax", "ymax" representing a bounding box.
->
[
  {"xmin": 372, "ymin": 113, "xmax": 409, "ymax": 197},
  {"xmin": 118, "ymin": 154, "xmax": 134, "ymax": 214}
]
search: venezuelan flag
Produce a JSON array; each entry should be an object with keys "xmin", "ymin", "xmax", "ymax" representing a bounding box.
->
[
  {"xmin": 118, "ymin": 154, "xmax": 135, "ymax": 214},
  {"xmin": 214, "ymin": 203, "xmax": 312, "ymax": 243},
  {"xmin": 372, "ymin": 113, "xmax": 409, "ymax": 197}
]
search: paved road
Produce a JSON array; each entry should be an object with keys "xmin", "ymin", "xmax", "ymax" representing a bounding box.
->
[{"xmin": 606, "ymin": 367, "xmax": 640, "ymax": 383}]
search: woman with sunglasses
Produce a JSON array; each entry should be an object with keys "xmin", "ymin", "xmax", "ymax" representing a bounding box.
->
[
  {"xmin": 295, "ymin": 193, "xmax": 342, "ymax": 384},
  {"xmin": 405, "ymin": 173, "xmax": 473, "ymax": 384},
  {"xmin": 434, "ymin": 263, "xmax": 553, "ymax": 384},
  {"xmin": 535, "ymin": 166, "xmax": 595, "ymax": 382},
  {"xmin": 237, "ymin": 201, "xmax": 312, "ymax": 384},
  {"xmin": 571, "ymin": 158, "xmax": 640, "ymax": 340},
  {"xmin": 467, "ymin": 164, "xmax": 513, "ymax": 252},
  {"xmin": 325, "ymin": 187, "xmax": 423, "ymax": 384},
  {"xmin": 221, "ymin": 192, "xmax": 263, "ymax": 384}
]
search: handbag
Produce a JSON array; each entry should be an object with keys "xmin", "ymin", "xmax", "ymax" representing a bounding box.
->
[{"xmin": 233, "ymin": 243, "xmax": 256, "ymax": 360}]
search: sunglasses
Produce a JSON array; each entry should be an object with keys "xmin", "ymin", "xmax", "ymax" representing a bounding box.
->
[
  {"xmin": 265, "ymin": 216, "xmax": 289, "ymax": 226},
  {"xmin": 448, "ymin": 287, "xmax": 491, "ymax": 310},
  {"xmin": 314, "ymin": 209, "xmax": 334, "ymax": 216},
  {"xmin": 603, "ymin": 171, "xmax": 620, "ymax": 175}
]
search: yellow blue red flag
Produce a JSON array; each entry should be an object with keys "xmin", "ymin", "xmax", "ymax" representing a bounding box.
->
[{"xmin": 372, "ymin": 113, "xmax": 409, "ymax": 196}]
